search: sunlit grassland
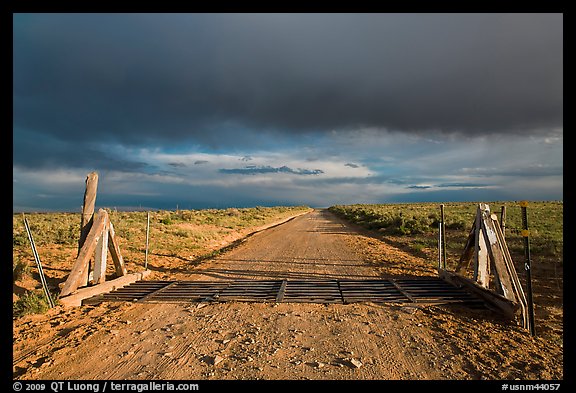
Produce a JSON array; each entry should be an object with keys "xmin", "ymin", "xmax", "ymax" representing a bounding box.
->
[
  {"xmin": 12, "ymin": 206, "xmax": 311, "ymax": 316},
  {"xmin": 328, "ymin": 201, "xmax": 563, "ymax": 270}
]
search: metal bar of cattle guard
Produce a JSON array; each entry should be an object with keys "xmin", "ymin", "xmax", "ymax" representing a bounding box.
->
[
  {"xmin": 23, "ymin": 216, "xmax": 55, "ymax": 308},
  {"xmin": 520, "ymin": 201, "xmax": 536, "ymax": 336}
]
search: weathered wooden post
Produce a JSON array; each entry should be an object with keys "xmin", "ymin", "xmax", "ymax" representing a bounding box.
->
[
  {"xmin": 474, "ymin": 204, "xmax": 490, "ymax": 288},
  {"xmin": 78, "ymin": 172, "xmax": 98, "ymax": 285},
  {"xmin": 93, "ymin": 218, "xmax": 110, "ymax": 284},
  {"xmin": 61, "ymin": 209, "xmax": 109, "ymax": 297},
  {"xmin": 79, "ymin": 172, "xmax": 99, "ymax": 251},
  {"xmin": 59, "ymin": 174, "xmax": 134, "ymax": 304}
]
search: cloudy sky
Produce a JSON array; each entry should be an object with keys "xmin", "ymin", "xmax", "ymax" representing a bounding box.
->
[{"xmin": 13, "ymin": 13, "xmax": 563, "ymax": 212}]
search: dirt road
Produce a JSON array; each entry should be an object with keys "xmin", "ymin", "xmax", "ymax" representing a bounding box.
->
[
  {"xmin": 189, "ymin": 209, "xmax": 379, "ymax": 281},
  {"xmin": 13, "ymin": 210, "xmax": 562, "ymax": 380}
]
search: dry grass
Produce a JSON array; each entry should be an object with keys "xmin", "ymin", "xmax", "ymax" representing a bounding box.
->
[{"xmin": 12, "ymin": 206, "xmax": 311, "ymax": 316}]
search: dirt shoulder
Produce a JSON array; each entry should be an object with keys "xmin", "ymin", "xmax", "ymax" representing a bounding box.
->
[{"xmin": 13, "ymin": 210, "xmax": 562, "ymax": 380}]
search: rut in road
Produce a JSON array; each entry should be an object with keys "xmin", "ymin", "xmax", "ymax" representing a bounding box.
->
[{"xmin": 188, "ymin": 209, "xmax": 380, "ymax": 281}]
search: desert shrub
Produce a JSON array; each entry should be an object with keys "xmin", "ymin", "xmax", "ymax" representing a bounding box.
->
[
  {"xmin": 54, "ymin": 224, "xmax": 77, "ymax": 245},
  {"xmin": 532, "ymin": 237, "xmax": 562, "ymax": 257},
  {"xmin": 330, "ymin": 205, "xmax": 431, "ymax": 236},
  {"xmin": 179, "ymin": 210, "xmax": 195, "ymax": 221},
  {"xmin": 13, "ymin": 290, "xmax": 53, "ymax": 317},
  {"xmin": 159, "ymin": 217, "xmax": 172, "ymax": 225},
  {"xmin": 446, "ymin": 221, "xmax": 467, "ymax": 231},
  {"xmin": 13, "ymin": 258, "xmax": 29, "ymax": 283},
  {"xmin": 172, "ymin": 229, "xmax": 189, "ymax": 238},
  {"xmin": 428, "ymin": 213, "xmax": 440, "ymax": 228},
  {"xmin": 411, "ymin": 241, "xmax": 427, "ymax": 253},
  {"xmin": 13, "ymin": 231, "xmax": 28, "ymax": 247},
  {"xmin": 227, "ymin": 208, "xmax": 241, "ymax": 216}
]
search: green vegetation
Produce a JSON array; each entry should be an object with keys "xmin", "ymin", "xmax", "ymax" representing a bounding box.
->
[
  {"xmin": 13, "ymin": 290, "xmax": 56, "ymax": 317},
  {"xmin": 13, "ymin": 213, "xmax": 80, "ymax": 247},
  {"xmin": 329, "ymin": 201, "xmax": 563, "ymax": 270},
  {"xmin": 12, "ymin": 257, "xmax": 30, "ymax": 283}
]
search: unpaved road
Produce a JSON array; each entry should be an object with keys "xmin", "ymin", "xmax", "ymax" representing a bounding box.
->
[
  {"xmin": 13, "ymin": 210, "xmax": 562, "ymax": 380},
  {"xmin": 189, "ymin": 209, "xmax": 379, "ymax": 281}
]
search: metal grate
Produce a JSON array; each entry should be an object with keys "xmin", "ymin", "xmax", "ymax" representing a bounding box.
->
[
  {"xmin": 84, "ymin": 277, "xmax": 486, "ymax": 308},
  {"xmin": 339, "ymin": 279, "xmax": 406, "ymax": 303},
  {"xmin": 283, "ymin": 280, "xmax": 343, "ymax": 303}
]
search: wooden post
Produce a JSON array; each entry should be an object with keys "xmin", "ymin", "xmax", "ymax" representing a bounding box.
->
[
  {"xmin": 473, "ymin": 206, "xmax": 481, "ymax": 280},
  {"xmin": 79, "ymin": 172, "xmax": 99, "ymax": 252},
  {"xmin": 476, "ymin": 224, "xmax": 490, "ymax": 288},
  {"xmin": 60, "ymin": 209, "xmax": 108, "ymax": 297},
  {"xmin": 93, "ymin": 219, "xmax": 109, "ymax": 285},
  {"xmin": 78, "ymin": 172, "xmax": 98, "ymax": 286},
  {"xmin": 108, "ymin": 222, "xmax": 127, "ymax": 277},
  {"xmin": 473, "ymin": 204, "xmax": 490, "ymax": 288},
  {"xmin": 481, "ymin": 213, "xmax": 516, "ymax": 301},
  {"xmin": 493, "ymin": 212, "xmax": 529, "ymax": 328},
  {"xmin": 456, "ymin": 222, "xmax": 476, "ymax": 274}
]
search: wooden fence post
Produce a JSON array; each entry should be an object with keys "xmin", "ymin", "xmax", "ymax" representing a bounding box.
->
[
  {"xmin": 93, "ymin": 219, "xmax": 110, "ymax": 285},
  {"xmin": 78, "ymin": 172, "xmax": 98, "ymax": 286},
  {"xmin": 108, "ymin": 222, "xmax": 127, "ymax": 276},
  {"xmin": 60, "ymin": 209, "xmax": 108, "ymax": 297},
  {"xmin": 474, "ymin": 204, "xmax": 490, "ymax": 288},
  {"xmin": 79, "ymin": 172, "xmax": 99, "ymax": 252}
]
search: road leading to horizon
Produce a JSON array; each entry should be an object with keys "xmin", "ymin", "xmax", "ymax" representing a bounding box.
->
[{"xmin": 188, "ymin": 209, "xmax": 380, "ymax": 281}]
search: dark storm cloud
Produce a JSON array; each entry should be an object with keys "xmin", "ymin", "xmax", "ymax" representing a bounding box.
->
[
  {"xmin": 13, "ymin": 13, "xmax": 562, "ymax": 150},
  {"xmin": 219, "ymin": 165, "xmax": 324, "ymax": 175},
  {"xmin": 13, "ymin": 128, "xmax": 148, "ymax": 171}
]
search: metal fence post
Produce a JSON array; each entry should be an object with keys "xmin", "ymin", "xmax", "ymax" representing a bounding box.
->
[
  {"xmin": 440, "ymin": 204, "xmax": 447, "ymax": 270},
  {"xmin": 23, "ymin": 216, "xmax": 55, "ymax": 308},
  {"xmin": 145, "ymin": 211, "xmax": 150, "ymax": 270},
  {"xmin": 520, "ymin": 201, "xmax": 536, "ymax": 336}
]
